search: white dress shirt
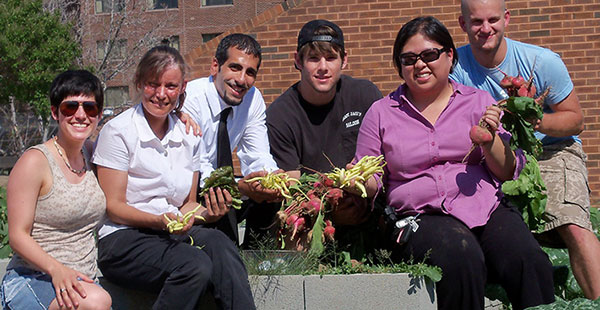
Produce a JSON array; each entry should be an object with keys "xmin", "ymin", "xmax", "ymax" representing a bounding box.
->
[
  {"xmin": 183, "ymin": 76, "xmax": 278, "ymax": 181},
  {"xmin": 92, "ymin": 104, "xmax": 204, "ymax": 239}
]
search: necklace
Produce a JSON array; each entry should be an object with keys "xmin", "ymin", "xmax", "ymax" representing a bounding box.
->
[{"xmin": 52, "ymin": 136, "xmax": 85, "ymax": 174}]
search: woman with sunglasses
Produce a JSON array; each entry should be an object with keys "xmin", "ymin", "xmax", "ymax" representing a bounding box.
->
[
  {"xmin": 353, "ymin": 16, "xmax": 554, "ymax": 309},
  {"xmin": 92, "ymin": 45, "xmax": 255, "ymax": 310},
  {"xmin": 1, "ymin": 70, "xmax": 111, "ymax": 310}
]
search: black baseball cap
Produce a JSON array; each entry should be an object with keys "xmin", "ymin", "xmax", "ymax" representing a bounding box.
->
[{"xmin": 297, "ymin": 19, "xmax": 344, "ymax": 51}]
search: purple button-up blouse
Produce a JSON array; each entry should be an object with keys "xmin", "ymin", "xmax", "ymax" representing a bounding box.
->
[{"xmin": 355, "ymin": 81, "xmax": 525, "ymax": 228}]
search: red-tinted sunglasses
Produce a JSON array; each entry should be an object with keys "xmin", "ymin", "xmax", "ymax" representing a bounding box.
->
[{"xmin": 59, "ymin": 101, "xmax": 100, "ymax": 118}]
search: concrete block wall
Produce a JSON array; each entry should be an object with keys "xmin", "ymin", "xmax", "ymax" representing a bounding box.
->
[
  {"xmin": 184, "ymin": 0, "xmax": 600, "ymax": 202},
  {"xmin": 0, "ymin": 259, "xmax": 440, "ymax": 310}
]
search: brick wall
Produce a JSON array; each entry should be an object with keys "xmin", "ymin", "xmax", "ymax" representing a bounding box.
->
[{"xmin": 185, "ymin": 0, "xmax": 600, "ymax": 202}]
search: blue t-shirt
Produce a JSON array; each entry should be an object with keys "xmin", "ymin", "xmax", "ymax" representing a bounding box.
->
[{"xmin": 450, "ymin": 38, "xmax": 578, "ymax": 145}]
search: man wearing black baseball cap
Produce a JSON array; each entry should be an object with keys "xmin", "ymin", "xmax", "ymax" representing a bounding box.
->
[{"xmin": 257, "ymin": 20, "xmax": 383, "ymax": 258}]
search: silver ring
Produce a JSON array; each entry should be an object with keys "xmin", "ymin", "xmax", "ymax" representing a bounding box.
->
[
  {"xmin": 226, "ymin": 203, "xmax": 232, "ymax": 207},
  {"xmin": 60, "ymin": 288, "xmax": 66, "ymax": 293}
]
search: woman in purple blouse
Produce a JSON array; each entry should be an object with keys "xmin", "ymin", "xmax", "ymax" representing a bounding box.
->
[{"xmin": 354, "ymin": 16, "xmax": 554, "ymax": 310}]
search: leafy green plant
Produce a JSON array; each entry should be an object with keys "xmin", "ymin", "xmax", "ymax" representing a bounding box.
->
[
  {"xmin": 199, "ymin": 166, "xmax": 242, "ymax": 209},
  {"xmin": 318, "ymin": 249, "xmax": 442, "ymax": 283},
  {"xmin": 526, "ymin": 297, "xmax": 600, "ymax": 309},
  {"xmin": 499, "ymin": 96, "xmax": 547, "ymax": 233},
  {"xmin": 0, "ymin": 187, "xmax": 11, "ymax": 258}
]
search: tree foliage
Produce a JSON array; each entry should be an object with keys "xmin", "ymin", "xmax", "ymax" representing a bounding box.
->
[{"xmin": 0, "ymin": 0, "xmax": 80, "ymax": 120}]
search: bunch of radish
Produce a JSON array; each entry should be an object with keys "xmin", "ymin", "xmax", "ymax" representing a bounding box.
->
[
  {"xmin": 499, "ymin": 72, "xmax": 536, "ymax": 98},
  {"xmin": 270, "ymin": 156, "xmax": 387, "ymax": 253},
  {"xmin": 465, "ymin": 70, "xmax": 549, "ymax": 232},
  {"xmin": 275, "ymin": 174, "xmax": 340, "ymax": 246},
  {"xmin": 466, "ymin": 71, "xmax": 549, "ymax": 160}
]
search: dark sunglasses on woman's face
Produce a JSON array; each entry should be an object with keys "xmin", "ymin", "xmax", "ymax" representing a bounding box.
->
[
  {"xmin": 400, "ymin": 47, "xmax": 450, "ymax": 66},
  {"xmin": 59, "ymin": 100, "xmax": 100, "ymax": 118}
]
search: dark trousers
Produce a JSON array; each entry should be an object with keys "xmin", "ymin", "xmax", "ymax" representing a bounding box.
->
[
  {"xmin": 98, "ymin": 227, "xmax": 256, "ymax": 310},
  {"xmin": 240, "ymin": 201, "xmax": 280, "ymax": 249},
  {"xmin": 389, "ymin": 202, "xmax": 555, "ymax": 310}
]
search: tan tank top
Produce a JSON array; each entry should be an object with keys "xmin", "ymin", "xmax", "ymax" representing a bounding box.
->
[{"xmin": 7, "ymin": 144, "xmax": 106, "ymax": 279}]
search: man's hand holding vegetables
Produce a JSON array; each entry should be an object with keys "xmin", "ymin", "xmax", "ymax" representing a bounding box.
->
[
  {"xmin": 263, "ymin": 20, "xmax": 384, "ymax": 256},
  {"xmin": 238, "ymin": 170, "xmax": 285, "ymax": 203},
  {"xmin": 183, "ymin": 34, "xmax": 280, "ymax": 245},
  {"xmin": 450, "ymin": 0, "xmax": 600, "ymax": 300}
]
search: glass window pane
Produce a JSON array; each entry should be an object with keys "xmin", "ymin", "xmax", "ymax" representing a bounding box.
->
[
  {"xmin": 202, "ymin": 33, "xmax": 221, "ymax": 43},
  {"xmin": 153, "ymin": 0, "xmax": 178, "ymax": 9},
  {"xmin": 203, "ymin": 0, "xmax": 233, "ymax": 6},
  {"xmin": 96, "ymin": 40, "xmax": 127, "ymax": 61},
  {"xmin": 95, "ymin": 0, "xmax": 125, "ymax": 13}
]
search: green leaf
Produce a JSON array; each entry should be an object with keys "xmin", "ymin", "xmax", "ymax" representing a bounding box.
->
[
  {"xmin": 421, "ymin": 266, "xmax": 442, "ymax": 283},
  {"xmin": 500, "ymin": 116, "xmax": 547, "ymax": 232},
  {"xmin": 199, "ymin": 166, "xmax": 242, "ymax": 209},
  {"xmin": 309, "ymin": 210, "xmax": 325, "ymax": 256}
]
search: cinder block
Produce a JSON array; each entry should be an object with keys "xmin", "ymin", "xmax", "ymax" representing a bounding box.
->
[
  {"xmin": 249, "ymin": 274, "xmax": 304, "ymax": 310},
  {"xmin": 303, "ymin": 273, "xmax": 436, "ymax": 310}
]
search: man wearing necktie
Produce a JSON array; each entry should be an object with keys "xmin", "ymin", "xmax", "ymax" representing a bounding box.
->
[{"xmin": 183, "ymin": 34, "xmax": 282, "ymax": 245}]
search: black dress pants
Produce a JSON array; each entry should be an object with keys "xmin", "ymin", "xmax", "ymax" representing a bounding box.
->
[
  {"xmin": 389, "ymin": 202, "xmax": 555, "ymax": 310},
  {"xmin": 98, "ymin": 227, "xmax": 256, "ymax": 310}
]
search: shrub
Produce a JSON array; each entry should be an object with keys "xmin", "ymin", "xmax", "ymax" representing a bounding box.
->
[{"xmin": 0, "ymin": 187, "xmax": 11, "ymax": 258}]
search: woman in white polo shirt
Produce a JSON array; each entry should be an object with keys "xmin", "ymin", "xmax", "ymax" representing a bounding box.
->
[{"xmin": 92, "ymin": 45, "xmax": 256, "ymax": 310}]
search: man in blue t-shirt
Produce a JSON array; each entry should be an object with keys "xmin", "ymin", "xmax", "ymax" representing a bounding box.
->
[{"xmin": 450, "ymin": 0, "xmax": 600, "ymax": 299}]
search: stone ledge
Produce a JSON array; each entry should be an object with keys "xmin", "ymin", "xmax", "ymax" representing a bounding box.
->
[
  {"xmin": 0, "ymin": 259, "xmax": 515, "ymax": 309},
  {"xmin": 251, "ymin": 273, "xmax": 436, "ymax": 310},
  {"xmin": 0, "ymin": 259, "xmax": 438, "ymax": 309}
]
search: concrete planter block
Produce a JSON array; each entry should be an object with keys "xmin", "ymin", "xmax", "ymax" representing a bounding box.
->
[
  {"xmin": 303, "ymin": 273, "xmax": 436, "ymax": 310},
  {"xmin": 0, "ymin": 259, "xmax": 442, "ymax": 310},
  {"xmin": 249, "ymin": 274, "xmax": 304, "ymax": 310}
]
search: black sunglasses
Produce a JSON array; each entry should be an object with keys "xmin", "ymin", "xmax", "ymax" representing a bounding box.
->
[
  {"xmin": 59, "ymin": 100, "xmax": 100, "ymax": 118},
  {"xmin": 399, "ymin": 47, "xmax": 450, "ymax": 66}
]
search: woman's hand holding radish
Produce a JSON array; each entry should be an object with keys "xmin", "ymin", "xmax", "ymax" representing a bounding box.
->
[
  {"xmin": 477, "ymin": 105, "xmax": 517, "ymax": 181},
  {"xmin": 478, "ymin": 105, "xmax": 502, "ymax": 148}
]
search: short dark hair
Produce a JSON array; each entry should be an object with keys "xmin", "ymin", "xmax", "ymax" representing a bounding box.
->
[
  {"xmin": 215, "ymin": 33, "xmax": 262, "ymax": 70},
  {"xmin": 392, "ymin": 16, "xmax": 458, "ymax": 79},
  {"xmin": 49, "ymin": 70, "xmax": 104, "ymax": 111}
]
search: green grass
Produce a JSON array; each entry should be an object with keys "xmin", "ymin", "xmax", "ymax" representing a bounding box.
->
[{"xmin": 240, "ymin": 236, "xmax": 442, "ymax": 283}]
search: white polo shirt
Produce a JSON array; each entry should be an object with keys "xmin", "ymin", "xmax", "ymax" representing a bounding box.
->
[{"xmin": 92, "ymin": 104, "xmax": 205, "ymax": 239}]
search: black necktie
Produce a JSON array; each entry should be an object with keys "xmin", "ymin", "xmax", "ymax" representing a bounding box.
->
[
  {"xmin": 215, "ymin": 107, "xmax": 239, "ymax": 244},
  {"xmin": 217, "ymin": 107, "xmax": 233, "ymax": 168}
]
